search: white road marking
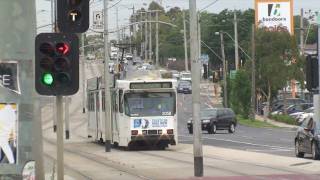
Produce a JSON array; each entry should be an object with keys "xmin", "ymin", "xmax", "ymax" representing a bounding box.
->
[{"xmin": 179, "ymin": 135, "xmax": 294, "ymax": 150}]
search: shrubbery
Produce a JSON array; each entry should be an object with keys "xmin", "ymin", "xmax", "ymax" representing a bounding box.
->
[{"xmin": 269, "ymin": 114, "xmax": 297, "ymax": 125}]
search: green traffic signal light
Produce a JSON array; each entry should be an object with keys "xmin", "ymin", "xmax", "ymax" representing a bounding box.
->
[{"xmin": 42, "ymin": 73, "xmax": 54, "ymax": 86}]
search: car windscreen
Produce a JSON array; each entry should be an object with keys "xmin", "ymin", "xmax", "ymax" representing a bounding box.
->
[
  {"xmin": 304, "ymin": 107, "xmax": 314, "ymax": 113},
  {"xmin": 124, "ymin": 92, "xmax": 176, "ymax": 117},
  {"xmin": 200, "ymin": 110, "xmax": 217, "ymax": 118}
]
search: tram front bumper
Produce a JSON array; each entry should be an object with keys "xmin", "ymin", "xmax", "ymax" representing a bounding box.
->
[{"xmin": 131, "ymin": 134, "xmax": 176, "ymax": 145}]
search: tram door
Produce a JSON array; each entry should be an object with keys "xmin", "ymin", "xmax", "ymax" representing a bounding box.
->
[
  {"xmin": 111, "ymin": 90, "xmax": 119, "ymax": 142},
  {"xmin": 95, "ymin": 91, "xmax": 100, "ymax": 140}
]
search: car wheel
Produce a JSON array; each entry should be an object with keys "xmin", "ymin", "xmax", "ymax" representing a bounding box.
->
[
  {"xmin": 312, "ymin": 142, "xmax": 320, "ymax": 160},
  {"xmin": 295, "ymin": 140, "xmax": 304, "ymax": 158},
  {"xmin": 228, "ymin": 123, "xmax": 235, "ymax": 133},
  {"xmin": 208, "ymin": 124, "xmax": 217, "ymax": 134}
]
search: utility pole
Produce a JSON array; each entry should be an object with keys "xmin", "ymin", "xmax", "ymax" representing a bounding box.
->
[
  {"xmin": 198, "ymin": 12, "xmax": 201, "ymax": 59},
  {"xmin": 149, "ymin": 12, "xmax": 153, "ymax": 62},
  {"xmin": 145, "ymin": 11, "xmax": 148, "ymax": 61},
  {"xmin": 183, "ymin": 11, "xmax": 189, "ymax": 71},
  {"xmin": 300, "ymin": 8, "xmax": 305, "ymax": 55},
  {"xmin": 140, "ymin": 11, "xmax": 143, "ymax": 58},
  {"xmin": 220, "ymin": 32, "xmax": 228, "ymax": 108},
  {"xmin": 250, "ymin": 24, "xmax": 256, "ymax": 120},
  {"xmin": 234, "ymin": 11, "xmax": 239, "ymax": 70},
  {"xmin": 81, "ymin": 33, "xmax": 86, "ymax": 113},
  {"xmin": 189, "ymin": 0, "xmax": 203, "ymax": 177},
  {"xmin": 116, "ymin": 6, "xmax": 120, "ymax": 69},
  {"xmin": 104, "ymin": 0, "xmax": 112, "ymax": 152},
  {"xmin": 156, "ymin": 11, "xmax": 159, "ymax": 68},
  {"xmin": 315, "ymin": 22, "xmax": 320, "ymax": 143}
]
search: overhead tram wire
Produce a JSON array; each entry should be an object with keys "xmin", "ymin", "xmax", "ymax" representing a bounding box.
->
[{"xmin": 199, "ymin": 0, "xmax": 220, "ymax": 12}]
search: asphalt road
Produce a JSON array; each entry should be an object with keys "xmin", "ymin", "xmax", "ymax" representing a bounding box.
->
[{"xmin": 177, "ymin": 93, "xmax": 297, "ymax": 157}]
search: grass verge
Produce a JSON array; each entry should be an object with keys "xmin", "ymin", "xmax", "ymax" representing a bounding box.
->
[{"xmin": 238, "ymin": 116, "xmax": 279, "ymax": 128}]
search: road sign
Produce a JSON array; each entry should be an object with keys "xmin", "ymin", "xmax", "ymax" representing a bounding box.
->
[
  {"xmin": 230, "ymin": 70, "xmax": 237, "ymax": 80},
  {"xmin": 200, "ymin": 54, "xmax": 209, "ymax": 64},
  {"xmin": 0, "ymin": 61, "xmax": 20, "ymax": 94},
  {"xmin": 93, "ymin": 11, "xmax": 103, "ymax": 30}
]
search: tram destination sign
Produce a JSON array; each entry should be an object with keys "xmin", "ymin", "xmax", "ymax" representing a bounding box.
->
[
  {"xmin": 130, "ymin": 82, "xmax": 172, "ymax": 89},
  {"xmin": 0, "ymin": 61, "xmax": 20, "ymax": 94}
]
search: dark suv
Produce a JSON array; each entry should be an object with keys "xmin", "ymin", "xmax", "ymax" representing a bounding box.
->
[
  {"xmin": 295, "ymin": 117, "xmax": 320, "ymax": 160},
  {"xmin": 187, "ymin": 108, "xmax": 237, "ymax": 134}
]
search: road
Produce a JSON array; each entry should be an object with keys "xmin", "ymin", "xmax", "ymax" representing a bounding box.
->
[{"xmin": 177, "ymin": 93, "xmax": 297, "ymax": 157}]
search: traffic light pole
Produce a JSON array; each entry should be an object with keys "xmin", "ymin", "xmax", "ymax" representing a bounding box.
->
[
  {"xmin": 104, "ymin": 0, "xmax": 112, "ymax": 152},
  {"xmin": 56, "ymin": 95, "xmax": 65, "ymax": 180},
  {"xmin": 65, "ymin": 97, "xmax": 70, "ymax": 139}
]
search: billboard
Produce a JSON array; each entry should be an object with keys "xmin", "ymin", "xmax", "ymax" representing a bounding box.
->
[
  {"xmin": 255, "ymin": 0, "xmax": 294, "ymax": 34},
  {"xmin": 0, "ymin": 104, "xmax": 18, "ymax": 164}
]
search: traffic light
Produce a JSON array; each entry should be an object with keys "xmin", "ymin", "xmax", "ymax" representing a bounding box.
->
[
  {"xmin": 306, "ymin": 55, "xmax": 319, "ymax": 92},
  {"xmin": 35, "ymin": 33, "xmax": 79, "ymax": 96},
  {"xmin": 57, "ymin": 0, "xmax": 89, "ymax": 33}
]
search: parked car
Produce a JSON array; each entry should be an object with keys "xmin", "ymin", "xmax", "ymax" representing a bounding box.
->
[
  {"xmin": 295, "ymin": 107, "xmax": 314, "ymax": 124},
  {"xmin": 295, "ymin": 116, "xmax": 320, "ymax": 160},
  {"xmin": 271, "ymin": 103, "xmax": 313, "ymax": 115},
  {"xmin": 271, "ymin": 98, "xmax": 306, "ymax": 112},
  {"xmin": 177, "ymin": 80, "xmax": 192, "ymax": 94},
  {"xmin": 180, "ymin": 71, "xmax": 191, "ymax": 82},
  {"xmin": 187, "ymin": 108, "xmax": 237, "ymax": 134},
  {"xmin": 125, "ymin": 54, "xmax": 133, "ymax": 60}
]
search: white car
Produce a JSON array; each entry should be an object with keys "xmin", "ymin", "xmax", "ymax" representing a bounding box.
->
[{"xmin": 180, "ymin": 71, "xmax": 191, "ymax": 82}]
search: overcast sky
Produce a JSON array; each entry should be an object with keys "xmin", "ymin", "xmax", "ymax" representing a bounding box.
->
[{"xmin": 36, "ymin": 0, "xmax": 320, "ymax": 38}]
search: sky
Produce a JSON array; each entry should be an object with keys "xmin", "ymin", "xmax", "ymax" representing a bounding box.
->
[{"xmin": 36, "ymin": 0, "xmax": 320, "ymax": 38}]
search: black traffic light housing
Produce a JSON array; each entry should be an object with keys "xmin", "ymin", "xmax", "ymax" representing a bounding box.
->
[
  {"xmin": 306, "ymin": 54, "xmax": 319, "ymax": 92},
  {"xmin": 35, "ymin": 33, "xmax": 79, "ymax": 96},
  {"xmin": 57, "ymin": 0, "xmax": 89, "ymax": 33}
]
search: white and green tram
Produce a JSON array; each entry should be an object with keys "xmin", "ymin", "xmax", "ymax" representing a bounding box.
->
[{"xmin": 87, "ymin": 76, "xmax": 178, "ymax": 149}]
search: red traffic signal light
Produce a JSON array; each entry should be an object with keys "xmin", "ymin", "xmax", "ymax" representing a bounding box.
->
[
  {"xmin": 35, "ymin": 33, "xmax": 79, "ymax": 96},
  {"xmin": 56, "ymin": 43, "xmax": 70, "ymax": 55}
]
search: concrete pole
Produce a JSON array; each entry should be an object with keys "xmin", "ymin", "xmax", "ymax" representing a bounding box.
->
[
  {"xmin": 149, "ymin": 12, "xmax": 153, "ymax": 62},
  {"xmin": 234, "ymin": 11, "xmax": 239, "ymax": 70},
  {"xmin": 156, "ymin": 11, "xmax": 159, "ymax": 68},
  {"xmin": 315, "ymin": 25, "xmax": 320, "ymax": 135},
  {"xmin": 189, "ymin": 0, "xmax": 203, "ymax": 177},
  {"xmin": 104, "ymin": 0, "xmax": 112, "ymax": 152},
  {"xmin": 82, "ymin": 33, "xmax": 86, "ymax": 113},
  {"xmin": 116, "ymin": 6, "xmax": 120, "ymax": 69},
  {"xmin": 183, "ymin": 11, "xmax": 189, "ymax": 71},
  {"xmin": 220, "ymin": 32, "xmax": 228, "ymax": 108},
  {"xmin": 56, "ymin": 96, "xmax": 64, "ymax": 180},
  {"xmin": 250, "ymin": 24, "xmax": 256, "ymax": 119},
  {"xmin": 65, "ymin": 97, "xmax": 70, "ymax": 139},
  {"xmin": 198, "ymin": 13, "xmax": 201, "ymax": 58},
  {"xmin": 300, "ymin": 8, "xmax": 304, "ymax": 55},
  {"xmin": 33, "ymin": 99, "xmax": 45, "ymax": 179},
  {"xmin": 140, "ymin": 12, "xmax": 143, "ymax": 58},
  {"xmin": 145, "ymin": 12, "xmax": 148, "ymax": 61}
]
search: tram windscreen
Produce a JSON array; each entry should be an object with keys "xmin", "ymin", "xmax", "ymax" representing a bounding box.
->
[{"xmin": 124, "ymin": 92, "xmax": 176, "ymax": 117}]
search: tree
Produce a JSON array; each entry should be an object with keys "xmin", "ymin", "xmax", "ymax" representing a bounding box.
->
[{"xmin": 254, "ymin": 29, "xmax": 303, "ymax": 112}]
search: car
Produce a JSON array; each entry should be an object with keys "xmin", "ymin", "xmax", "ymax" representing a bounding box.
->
[
  {"xmin": 295, "ymin": 116, "xmax": 320, "ymax": 160},
  {"xmin": 180, "ymin": 71, "xmax": 191, "ymax": 82},
  {"xmin": 290, "ymin": 106, "xmax": 314, "ymax": 123},
  {"xmin": 171, "ymin": 70, "xmax": 180, "ymax": 80},
  {"xmin": 187, "ymin": 108, "xmax": 237, "ymax": 134},
  {"xmin": 177, "ymin": 81, "xmax": 192, "ymax": 94},
  {"xmin": 271, "ymin": 103, "xmax": 313, "ymax": 116},
  {"xmin": 125, "ymin": 54, "xmax": 133, "ymax": 61},
  {"xmin": 271, "ymin": 98, "xmax": 306, "ymax": 112}
]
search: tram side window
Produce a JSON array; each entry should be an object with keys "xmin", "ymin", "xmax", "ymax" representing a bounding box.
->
[
  {"xmin": 88, "ymin": 92, "xmax": 95, "ymax": 111},
  {"xmin": 119, "ymin": 90, "xmax": 123, "ymax": 113}
]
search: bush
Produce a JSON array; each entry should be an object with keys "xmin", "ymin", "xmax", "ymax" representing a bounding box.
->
[{"xmin": 269, "ymin": 115, "xmax": 297, "ymax": 125}]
